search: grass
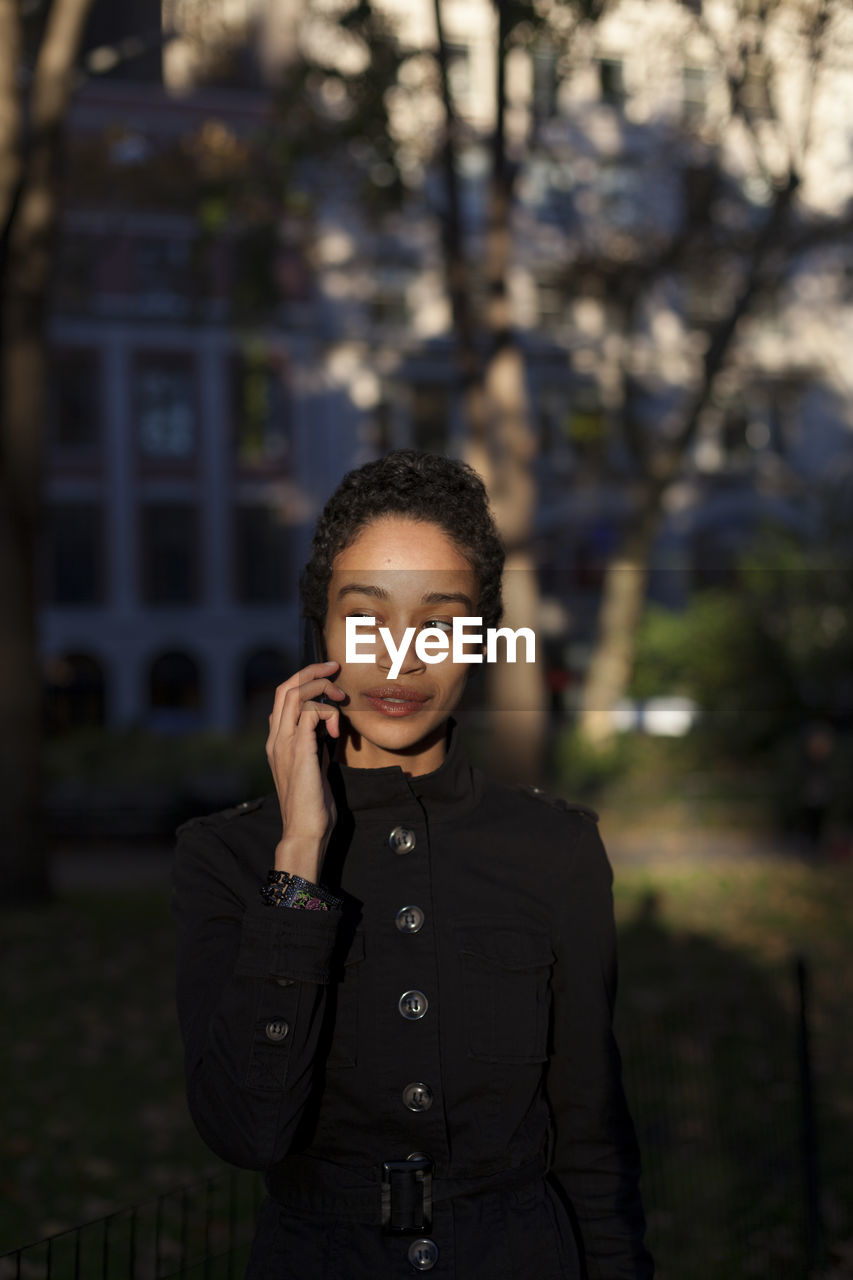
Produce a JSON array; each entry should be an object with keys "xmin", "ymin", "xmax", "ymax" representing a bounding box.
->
[
  {"xmin": 1, "ymin": 887, "xmax": 215, "ymax": 1256},
  {"xmin": 612, "ymin": 853, "xmax": 853, "ymax": 1279},
  {"xmin": 2, "ymin": 849, "xmax": 852, "ymax": 1277}
]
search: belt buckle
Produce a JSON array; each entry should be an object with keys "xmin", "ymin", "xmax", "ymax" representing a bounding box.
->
[{"xmin": 381, "ymin": 1155, "xmax": 433, "ymax": 1235}]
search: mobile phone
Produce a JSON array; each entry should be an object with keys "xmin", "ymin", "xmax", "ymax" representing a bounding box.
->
[{"xmin": 301, "ymin": 616, "xmax": 330, "ymax": 744}]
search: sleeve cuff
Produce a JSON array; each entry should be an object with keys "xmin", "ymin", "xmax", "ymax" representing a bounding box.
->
[{"xmin": 235, "ymin": 900, "xmax": 344, "ymax": 984}]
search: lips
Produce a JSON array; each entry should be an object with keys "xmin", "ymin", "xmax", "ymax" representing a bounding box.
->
[{"xmin": 362, "ymin": 684, "xmax": 430, "ymax": 717}]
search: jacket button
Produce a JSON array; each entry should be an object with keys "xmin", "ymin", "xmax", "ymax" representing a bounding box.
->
[
  {"xmin": 389, "ymin": 826, "xmax": 416, "ymax": 854},
  {"xmin": 402, "ymin": 1082, "xmax": 433, "ymax": 1112},
  {"xmin": 398, "ymin": 990, "xmax": 428, "ymax": 1020},
  {"xmin": 395, "ymin": 905, "xmax": 425, "ymax": 934},
  {"xmin": 407, "ymin": 1238, "xmax": 438, "ymax": 1271},
  {"xmin": 265, "ymin": 1019, "xmax": 290, "ymax": 1042}
]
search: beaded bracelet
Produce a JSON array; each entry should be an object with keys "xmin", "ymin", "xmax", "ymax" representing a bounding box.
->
[{"xmin": 259, "ymin": 868, "xmax": 343, "ymax": 912}]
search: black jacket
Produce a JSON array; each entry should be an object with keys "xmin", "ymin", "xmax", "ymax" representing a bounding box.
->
[{"xmin": 172, "ymin": 722, "xmax": 653, "ymax": 1279}]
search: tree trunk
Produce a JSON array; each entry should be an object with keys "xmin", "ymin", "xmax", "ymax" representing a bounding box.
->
[
  {"xmin": 431, "ymin": 0, "xmax": 488, "ymax": 452},
  {"xmin": 576, "ymin": 501, "xmax": 658, "ymax": 747},
  {"xmin": 0, "ymin": 327, "xmax": 48, "ymax": 904},
  {"xmin": 0, "ymin": 0, "xmax": 96, "ymax": 906},
  {"xmin": 474, "ymin": 0, "xmax": 546, "ymax": 783},
  {"xmin": 432, "ymin": 0, "xmax": 546, "ymax": 780},
  {"xmin": 576, "ymin": 172, "xmax": 801, "ymax": 749}
]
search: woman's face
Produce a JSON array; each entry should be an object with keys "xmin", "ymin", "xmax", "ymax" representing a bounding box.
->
[{"xmin": 323, "ymin": 515, "xmax": 478, "ymax": 773}]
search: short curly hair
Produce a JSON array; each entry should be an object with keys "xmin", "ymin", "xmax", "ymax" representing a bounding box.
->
[{"xmin": 300, "ymin": 450, "xmax": 505, "ymax": 630}]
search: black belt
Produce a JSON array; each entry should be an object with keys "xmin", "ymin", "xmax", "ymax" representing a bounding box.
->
[{"xmin": 266, "ymin": 1151, "xmax": 548, "ymax": 1235}]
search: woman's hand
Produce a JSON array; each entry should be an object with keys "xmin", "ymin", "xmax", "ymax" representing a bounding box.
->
[{"xmin": 265, "ymin": 660, "xmax": 346, "ymax": 882}]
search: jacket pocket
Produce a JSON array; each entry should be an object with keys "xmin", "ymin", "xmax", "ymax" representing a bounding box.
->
[
  {"xmin": 457, "ymin": 923, "xmax": 554, "ymax": 1064},
  {"xmin": 324, "ymin": 930, "xmax": 365, "ymax": 1069}
]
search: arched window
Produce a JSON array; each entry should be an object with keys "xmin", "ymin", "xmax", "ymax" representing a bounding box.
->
[
  {"xmin": 242, "ymin": 647, "xmax": 292, "ymax": 726},
  {"xmin": 149, "ymin": 650, "xmax": 202, "ymax": 732},
  {"xmin": 44, "ymin": 652, "xmax": 107, "ymax": 734}
]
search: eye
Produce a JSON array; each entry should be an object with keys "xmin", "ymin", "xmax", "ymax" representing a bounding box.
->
[{"xmin": 421, "ymin": 619, "xmax": 453, "ymax": 633}]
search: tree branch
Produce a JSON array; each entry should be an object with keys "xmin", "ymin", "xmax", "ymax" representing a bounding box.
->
[
  {"xmin": 30, "ymin": 0, "xmax": 96, "ymax": 140},
  {"xmin": 0, "ymin": 0, "xmax": 23, "ymax": 239},
  {"xmin": 432, "ymin": 0, "xmax": 481, "ymax": 393},
  {"xmin": 661, "ymin": 169, "xmax": 800, "ymax": 481},
  {"xmin": 796, "ymin": 0, "xmax": 833, "ymax": 172}
]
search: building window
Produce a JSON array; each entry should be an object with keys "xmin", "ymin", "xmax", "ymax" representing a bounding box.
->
[
  {"xmin": 234, "ymin": 504, "xmax": 291, "ymax": 603},
  {"xmin": 43, "ymin": 502, "xmax": 104, "ymax": 605},
  {"xmin": 599, "ymin": 58, "xmax": 626, "ymax": 107},
  {"xmin": 140, "ymin": 502, "xmax": 199, "ymax": 604},
  {"xmin": 54, "ymin": 232, "xmax": 98, "ymax": 313},
  {"xmin": 48, "ymin": 348, "xmax": 101, "ymax": 457},
  {"xmin": 149, "ymin": 650, "xmax": 203, "ymax": 732},
  {"xmin": 44, "ymin": 652, "xmax": 107, "ymax": 733},
  {"xmin": 133, "ymin": 353, "xmax": 197, "ymax": 462},
  {"xmin": 242, "ymin": 647, "xmax": 291, "ymax": 725},
  {"xmin": 232, "ymin": 346, "xmax": 291, "ymax": 470},
  {"xmin": 132, "ymin": 237, "xmax": 192, "ymax": 315}
]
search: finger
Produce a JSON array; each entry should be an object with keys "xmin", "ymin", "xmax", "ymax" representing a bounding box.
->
[
  {"xmin": 295, "ymin": 698, "xmax": 342, "ymax": 741},
  {"xmin": 278, "ymin": 680, "xmax": 338, "ymax": 738},
  {"xmin": 267, "ymin": 678, "xmax": 293, "ymax": 748},
  {"xmin": 295, "ymin": 660, "xmax": 339, "ymax": 691},
  {"xmin": 295, "ymin": 675, "xmax": 347, "ymax": 703},
  {"xmin": 268, "ymin": 663, "xmax": 340, "ymax": 732}
]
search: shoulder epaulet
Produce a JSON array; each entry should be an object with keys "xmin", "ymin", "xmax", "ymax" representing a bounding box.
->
[
  {"xmin": 520, "ymin": 785, "xmax": 599, "ymax": 823},
  {"xmin": 176, "ymin": 795, "xmax": 266, "ymax": 837}
]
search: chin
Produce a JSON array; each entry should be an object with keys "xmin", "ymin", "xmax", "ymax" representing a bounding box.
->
[{"xmin": 345, "ymin": 708, "xmax": 446, "ymax": 753}]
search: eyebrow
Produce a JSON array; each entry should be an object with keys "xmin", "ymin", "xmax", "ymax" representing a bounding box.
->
[{"xmin": 336, "ymin": 583, "xmax": 475, "ymax": 610}]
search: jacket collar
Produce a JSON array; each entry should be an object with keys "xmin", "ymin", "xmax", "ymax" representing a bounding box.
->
[{"xmin": 327, "ymin": 717, "xmax": 481, "ymax": 822}]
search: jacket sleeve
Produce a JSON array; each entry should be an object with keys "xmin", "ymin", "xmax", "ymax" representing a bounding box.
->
[
  {"xmin": 546, "ymin": 816, "xmax": 654, "ymax": 1279},
  {"xmin": 171, "ymin": 816, "xmax": 346, "ymax": 1171}
]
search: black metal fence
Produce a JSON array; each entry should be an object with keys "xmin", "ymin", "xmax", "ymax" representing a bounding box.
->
[
  {"xmin": 617, "ymin": 952, "xmax": 824, "ymax": 1279},
  {"xmin": 1, "ymin": 956, "xmax": 825, "ymax": 1280},
  {"xmin": 0, "ymin": 1168, "xmax": 264, "ymax": 1280}
]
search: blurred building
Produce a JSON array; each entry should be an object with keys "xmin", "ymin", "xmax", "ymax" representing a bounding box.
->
[{"xmin": 41, "ymin": 0, "xmax": 853, "ymax": 732}]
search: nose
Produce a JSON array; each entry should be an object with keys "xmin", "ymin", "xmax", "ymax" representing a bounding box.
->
[{"xmin": 376, "ymin": 626, "xmax": 424, "ymax": 676}]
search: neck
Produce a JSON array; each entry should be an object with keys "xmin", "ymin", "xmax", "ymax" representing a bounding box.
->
[{"xmin": 335, "ymin": 721, "xmax": 449, "ymax": 776}]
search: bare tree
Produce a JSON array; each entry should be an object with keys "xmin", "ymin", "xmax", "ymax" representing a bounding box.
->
[
  {"xmin": 0, "ymin": 0, "xmax": 96, "ymax": 904},
  {"xmin": 432, "ymin": 0, "xmax": 555, "ymax": 781},
  {"xmin": 571, "ymin": 0, "xmax": 852, "ymax": 744}
]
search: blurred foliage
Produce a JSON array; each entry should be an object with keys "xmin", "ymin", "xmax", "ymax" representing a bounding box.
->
[
  {"xmin": 618, "ymin": 499, "xmax": 853, "ymax": 829},
  {"xmin": 634, "ymin": 513, "xmax": 853, "ymax": 724},
  {"xmin": 632, "ymin": 590, "xmax": 796, "ymax": 752},
  {"xmin": 552, "ymin": 722, "xmax": 641, "ymax": 795},
  {"xmin": 44, "ymin": 727, "xmax": 273, "ymax": 798}
]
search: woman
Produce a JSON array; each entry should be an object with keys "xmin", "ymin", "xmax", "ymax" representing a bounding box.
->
[{"xmin": 172, "ymin": 450, "xmax": 653, "ymax": 1278}]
